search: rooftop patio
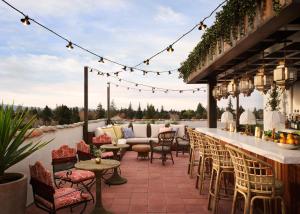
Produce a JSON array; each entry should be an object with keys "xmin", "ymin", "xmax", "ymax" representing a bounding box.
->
[{"xmin": 25, "ymin": 151, "xmax": 233, "ymax": 214}]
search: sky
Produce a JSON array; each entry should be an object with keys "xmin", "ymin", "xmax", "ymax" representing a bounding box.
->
[{"xmin": 0, "ymin": 0, "xmax": 263, "ymax": 111}]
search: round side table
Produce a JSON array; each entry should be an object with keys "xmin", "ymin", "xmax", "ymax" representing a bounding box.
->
[
  {"xmin": 75, "ymin": 159, "xmax": 120, "ymax": 214},
  {"xmin": 101, "ymin": 144, "xmax": 129, "ymax": 185}
]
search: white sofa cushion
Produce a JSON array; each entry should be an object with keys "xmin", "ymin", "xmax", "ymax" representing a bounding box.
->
[
  {"xmin": 150, "ymin": 124, "xmax": 165, "ymax": 138},
  {"xmin": 149, "ymin": 138, "xmax": 159, "ymax": 143},
  {"xmin": 95, "ymin": 127, "xmax": 105, "ymax": 137},
  {"xmin": 170, "ymin": 124, "xmax": 185, "ymax": 138},
  {"xmin": 117, "ymin": 139, "xmax": 127, "ymax": 144},
  {"xmin": 125, "ymin": 138, "xmax": 150, "ymax": 143},
  {"xmin": 132, "ymin": 124, "xmax": 148, "ymax": 138}
]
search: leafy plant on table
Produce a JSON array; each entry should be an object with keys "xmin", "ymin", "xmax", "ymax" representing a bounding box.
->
[{"xmin": 0, "ymin": 104, "xmax": 51, "ymax": 183}]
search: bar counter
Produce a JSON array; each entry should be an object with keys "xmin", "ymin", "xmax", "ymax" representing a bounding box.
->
[
  {"xmin": 196, "ymin": 127, "xmax": 300, "ymax": 214},
  {"xmin": 195, "ymin": 127, "xmax": 300, "ymax": 164}
]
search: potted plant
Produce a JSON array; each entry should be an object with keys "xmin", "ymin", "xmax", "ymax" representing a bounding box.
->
[{"xmin": 0, "ymin": 104, "xmax": 51, "ymax": 214}]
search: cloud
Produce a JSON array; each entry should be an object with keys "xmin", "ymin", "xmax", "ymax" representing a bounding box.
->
[{"xmin": 154, "ymin": 6, "xmax": 186, "ymax": 25}]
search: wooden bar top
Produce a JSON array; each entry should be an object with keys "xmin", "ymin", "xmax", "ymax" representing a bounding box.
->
[{"xmin": 196, "ymin": 128, "xmax": 300, "ymax": 164}]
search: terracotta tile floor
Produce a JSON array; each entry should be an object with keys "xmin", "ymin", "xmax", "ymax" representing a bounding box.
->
[{"xmin": 26, "ymin": 151, "xmax": 234, "ymax": 214}]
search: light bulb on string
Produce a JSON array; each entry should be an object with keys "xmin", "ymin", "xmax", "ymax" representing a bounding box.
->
[
  {"xmin": 119, "ymin": 78, "xmax": 122, "ymax": 82},
  {"xmin": 139, "ymin": 89, "xmax": 141, "ymax": 92},
  {"xmin": 97, "ymin": 71, "xmax": 101, "ymax": 75},
  {"xmin": 123, "ymin": 66, "xmax": 127, "ymax": 71},
  {"xmin": 114, "ymin": 72, "xmax": 119, "ymax": 76},
  {"xmin": 179, "ymin": 90, "xmax": 183, "ymax": 93},
  {"xmin": 130, "ymin": 68, "xmax": 134, "ymax": 72},
  {"xmin": 143, "ymin": 59, "xmax": 150, "ymax": 65},
  {"xmin": 166, "ymin": 45, "xmax": 174, "ymax": 52},
  {"xmin": 106, "ymin": 73, "xmax": 110, "ymax": 77},
  {"xmin": 192, "ymin": 90, "xmax": 195, "ymax": 93},
  {"xmin": 168, "ymin": 71, "xmax": 172, "ymax": 75},
  {"xmin": 157, "ymin": 72, "xmax": 160, "ymax": 75},
  {"xmin": 66, "ymin": 41, "xmax": 73, "ymax": 50},
  {"xmin": 20, "ymin": 15, "xmax": 30, "ymax": 25},
  {"xmin": 165, "ymin": 90, "xmax": 168, "ymax": 93},
  {"xmin": 198, "ymin": 21, "xmax": 207, "ymax": 30},
  {"xmin": 135, "ymin": 84, "xmax": 138, "ymax": 87},
  {"xmin": 98, "ymin": 57, "xmax": 104, "ymax": 63},
  {"xmin": 90, "ymin": 68, "xmax": 93, "ymax": 72}
]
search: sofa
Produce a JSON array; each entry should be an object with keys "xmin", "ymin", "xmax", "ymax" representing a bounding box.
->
[{"xmin": 94, "ymin": 123, "xmax": 187, "ymax": 149}]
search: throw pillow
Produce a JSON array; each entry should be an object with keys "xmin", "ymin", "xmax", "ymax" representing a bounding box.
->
[
  {"xmin": 123, "ymin": 127, "xmax": 135, "ymax": 139},
  {"xmin": 102, "ymin": 127, "xmax": 117, "ymax": 143},
  {"xmin": 150, "ymin": 124, "xmax": 165, "ymax": 138},
  {"xmin": 132, "ymin": 124, "xmax": 148, "ymax": 138},
  {"xmin": 113, "ymin": 125, "xmax": 123, "ymax": 139},
  {"xmin": 170, "ymin": 124, "xmax": 185, "ymax": 138},
  {"xmin": 159, "ymin": 127, "xmax": 172, "ymax": 133}
]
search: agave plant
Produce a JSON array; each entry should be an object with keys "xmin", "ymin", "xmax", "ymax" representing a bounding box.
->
[{"xmin": 0, "ymin": 104, "xmax": 51, "ymax": 181}]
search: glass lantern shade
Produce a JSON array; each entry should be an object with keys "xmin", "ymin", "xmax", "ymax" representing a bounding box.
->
[
  {"xmin": 212, "ymin": 85, "xmax": 222, "ymax": 101},
  {"xmin": 254, "ymin": 67, "xmax": 272, "ymax": 94},
  {"xmin": 239, "ymin": 76, "xmax": 254, "ymax": 97},
  {"xmin": 220, "ymin": 82, "xmax": 229, "ymax": 99},
  {"xmin": 227, "ymin": 79, "xmax": 239, "ymax": 97},
  {"xmin": 273, "ymin": 61, "xmax": 297, "ymax": 89}
]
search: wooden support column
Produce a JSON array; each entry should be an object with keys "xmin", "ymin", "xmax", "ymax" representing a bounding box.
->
[
  {"xmin": 106, "ymin": 82, "xmax": 111, "ymax": 125},
  {"xmin": 207, "ymin": 78, "xmax": 217, "ymax": 128},
  {"xmin": 236, "ymin": 94, "xmax": 239, "ymax": 132},
  {"xmin": 83, "ymin": 66, "xmax": 88, "ymax": 142}
]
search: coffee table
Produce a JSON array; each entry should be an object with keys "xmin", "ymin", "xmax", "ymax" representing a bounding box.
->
[
  {"xmin": 75, "ymin": 159, "xmax": 120, "ymax": 214},
  {"xmin": 100, "ymin": 144, "xmax": 129, "ymax": 185}
]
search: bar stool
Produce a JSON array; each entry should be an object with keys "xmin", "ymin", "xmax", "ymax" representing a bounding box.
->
[
  {"xmin": 226, "ymin": 144, "xmax": 286, "ymax": 214},
  {"xmin": 187, "ymin": 128, "xmax": 199, "ymax": 178},
  {"xmin": 195, "ymin": 132, "xmax": 212, "ymax": 194},
  {"xmin": 208, "ymin": 137, "xmax": 234, "ymax": 214}
]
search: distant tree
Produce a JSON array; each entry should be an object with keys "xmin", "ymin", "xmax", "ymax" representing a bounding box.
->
[
  {"xmin": 195, "ymin": 103, "xmax": 207, "ymax": 119},
  {"xmin": 127, "ymin": 102, "xmax": 134, "ymax": 119},
  {"xmin": 135, "ymin": 103, "xmax": 143, "ymax": 119},
  {"xmin": 227, "ymin": 97, "xmax": 234, "ymax": 113},
  {"xmin": 180, "ymin": 110, "xmax": 195, "ymax": 119},
  {"xmin": 159, "ymin": 105, "xmax": 169, "ymax": 119},
  {"xmin": 96, "ymin": 103, "xmax": 106, "ymax": 118},
  {"xmin": 109, "ymin": 100, "xmax": 118, "ymax": 117},
  {"xmin": 217, "ymin": 107, "xmax": 225, "ymax": 119},
  {"xmin": 54, "ymin": 105, "xmax": 72, "ymax": 124},
  {"xmin": 71, "ymin": 107, "xmax": 80, "ymax": 123},
  {"xmin": 41, "ymin": 105, "xmax": 53, "ymax": 125},
  {"xmin": 144, "ymin": 104, "xmax": 156, "ymax": 119}
]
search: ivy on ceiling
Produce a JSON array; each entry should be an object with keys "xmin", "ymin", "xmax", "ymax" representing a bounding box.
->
[{"xmin": 179, "ymin": 0, "xmax": 282, "ymax": 81}]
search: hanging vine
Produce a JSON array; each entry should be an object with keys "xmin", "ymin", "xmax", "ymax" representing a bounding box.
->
[{"xmin": 179, "ymin": 0, "xmax": 282, "ymax": 81}]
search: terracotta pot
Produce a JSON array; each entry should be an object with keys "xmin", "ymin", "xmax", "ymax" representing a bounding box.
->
[{"xmin": 0, "ymin": 173, "xmax": 27, "ymax": 214}]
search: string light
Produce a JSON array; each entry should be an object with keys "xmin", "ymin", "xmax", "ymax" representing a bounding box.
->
[
  {"xmin": 143, "ymin": 59, "xmax": 150, "ymax": 65},
  {"xmin": 66, "ymin": 41, "xmax": 73, "ymax": 50},
  {"xmin": 20, "ymin": 15, "xmax": 30, "ymax": 25},
  {"xmin": 1, "ymin": 0, "xmax": 179, "ymax": 75},
  {"xmin": 98, "ymin": 57, "xmax": 104, "ymax": 63},
  {"xmin": 97, "ymin": 71, "xmax": 101, "ymax": 75},
  {"xmin": 130, "ymin": 68, "xmax": 134, "ymax": 72},
  {"xmin": 106, "ymin": 73, "xmax": 110, "ymax": 77},
  {"xmin": 168, "ymin": 71, "xmax": 172, "ymax": 75},
  {"xmin": 198, "ymin": 21, "xmax": 207, "ymax": 30},
  {"xmin": 90, "ymin": 66, "xmax": 206, "ymax": 93},
  {"xmin": 157, "ymin": 72, "xmax": 160, "ymax": 75},
  {"xmin": 166, "ymin": 45, "xmax": 174, "ymax": 52},
  {"xmin": 114, "ymin": 72, "xmax": 119, "ymax": 76},
  {"xmin": 122, "ymin": 66, "xmax": 127, "ymax": 71},
  {"xmin": 90, "ymin": 68, "xmax": 93, "ymax": 72},
  {"xmin": 133, "ymin": 0, "xmax": 227, "ymax": 67}
]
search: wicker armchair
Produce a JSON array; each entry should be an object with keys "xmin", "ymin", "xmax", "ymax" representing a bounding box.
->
[
  {"xmin": 226, "ymin": 144, "xmax": 286, "ymax": 214},
  {"xmin": 194, "ymin": 131, "xmax": 212, "ymax": 194},
  {"xmin": 175, "ymin": 133, "xmax": 189, "ymax": 157},
  {"xmin": 208, "ymin": 137, "xmax": 234, "ymax": 214},
  {"xmin": 150, "ymin": 131, "xmax": 176, "ymax": 165}
]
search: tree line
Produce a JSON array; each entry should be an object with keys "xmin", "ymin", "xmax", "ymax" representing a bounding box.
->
[{"xmin": 14, "ymin": 98, "xmax": 263, "ymax": 126}]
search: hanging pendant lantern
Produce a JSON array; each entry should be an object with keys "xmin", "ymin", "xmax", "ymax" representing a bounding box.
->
[
  {"xmin": 254, "ymin": 67, "xmax": 272, "ymax": 94},
  {"xmin": 212, "ymin": 85, "xmax": 222, "ymax": 101},
  {"xmin": 239, "ymin": 76, "xmax": 254, "ymax": 97},
  {"xmin": 273, "ymin": 60, "xmax": 297, "ymax": 90},
  {"xmin": 220, "ymin": 82, "xmax": 229, "ymax": 99},
  {"xmin": 227, "ymin": 79, "xmax": 239, "ymax": 97}
]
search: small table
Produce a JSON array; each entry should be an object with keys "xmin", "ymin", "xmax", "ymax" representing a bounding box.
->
[
  {"xmin": 132, "ymin": 145, "xmax": 150, "ymax": 159},
  {"xmin": 75, "ymin": 159, "xmax": 120, "ymax": 214},
  {"xmin": 101, "ymin": 144, "xmax": 130, "ymax": 185}
]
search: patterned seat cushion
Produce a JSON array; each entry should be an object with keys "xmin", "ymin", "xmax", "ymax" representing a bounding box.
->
[
  {"xmin": 177, "ymin": 138, "xmax": 189, "ymax": 146},
  {"xmin": 153, "ymin": 146, "xmax": 171, "ymax": 152},
  {"xmin": 36, "ymin": 187, "xmax": 90, "ymax": 209},
  {"xmin": 101, "ymin": 151, "xmax": 114, "ymax": 158},
  {"xmin": 55, "ymin": 169, "xmax": 94, "ymax": 183}
]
